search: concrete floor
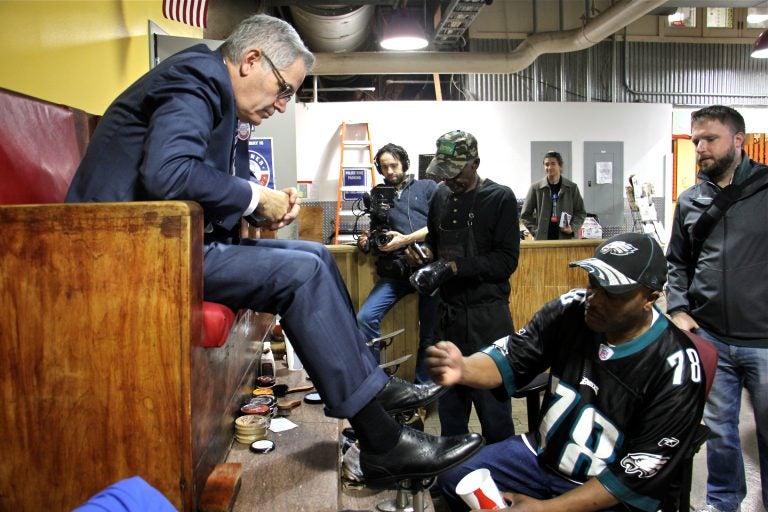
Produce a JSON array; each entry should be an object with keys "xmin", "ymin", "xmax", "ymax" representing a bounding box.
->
[{"xmin": 423, "ymin": 390, "xmax": 765, "ymax": 511}]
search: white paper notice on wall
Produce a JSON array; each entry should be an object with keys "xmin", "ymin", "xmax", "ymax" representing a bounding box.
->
[{"xmin": 595, "ymin": 162, "xmax": 613, "ymax": 184}]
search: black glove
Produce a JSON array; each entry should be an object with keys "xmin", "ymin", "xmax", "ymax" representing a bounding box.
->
[{"xmin": 409, "ymin": 259, "xmax": 455, "ymax": 296}]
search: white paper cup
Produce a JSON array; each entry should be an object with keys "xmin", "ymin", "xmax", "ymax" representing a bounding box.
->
[{"xmin": 455, "ymin": 468, "xmax": 505, "ymax": 510}]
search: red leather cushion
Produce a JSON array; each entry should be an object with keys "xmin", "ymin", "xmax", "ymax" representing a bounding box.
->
[
  {"xmin": 202, "ymin": 302, "xmax": 236, "ymax": 348},
  {"xmin": 0, "ymin": 87, "xmax": 97, "ymax": 205},
  {"xmin": 685, "ymin": 331, "xmax": 718, "ymax": 397}
]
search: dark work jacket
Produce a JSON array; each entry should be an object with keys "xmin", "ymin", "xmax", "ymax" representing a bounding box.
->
[
  {"xmin": 666, "ymin": 152, "xmax": 768, "ymax": 347},
  {"xmin": 66, "ymin": 44, "xmax": 252, "ymax": 236},
  {"xmin": 425, "ymin": 180, "xmax": 520, "ymax": 353}
]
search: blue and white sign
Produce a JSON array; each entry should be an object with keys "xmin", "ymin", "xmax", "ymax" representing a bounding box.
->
[
  {"xmin": 343, "ymin": 168, "xmax": 367, "ymax": 200},
  {"xmin": 248, "ymin": 137, "xmax": 275, "ymax": 189}
]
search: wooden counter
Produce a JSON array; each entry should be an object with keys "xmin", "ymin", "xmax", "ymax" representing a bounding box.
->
[
  {"xmin": 511, "ymin": 239, "xmax": 601, "ymax": 328},
  {"xmin": 327, "ymin": 239, "xmax": 600, "ymax": 381}
]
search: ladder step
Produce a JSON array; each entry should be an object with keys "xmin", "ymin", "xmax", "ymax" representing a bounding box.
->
[{"xmin": 336, "ymin": 121, "xmax": 374, "ymax": 244}]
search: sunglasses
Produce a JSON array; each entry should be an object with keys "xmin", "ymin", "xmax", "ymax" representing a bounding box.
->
[{"xmin": 262, "ymin": 53, "xmax": 295, "ymax": 101}]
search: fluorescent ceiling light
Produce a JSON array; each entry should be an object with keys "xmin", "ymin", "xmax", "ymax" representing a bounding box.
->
[
  {"xmin": 747, "ymin": 13, "xmax": 768, "ymax": 23},
  {"xmin": 748, "ymin": 3, "xmax": 768, "ymax": 24},
  {"xmin": 380, "ymin": 10, "xmax": 428, "ymax": 51}
]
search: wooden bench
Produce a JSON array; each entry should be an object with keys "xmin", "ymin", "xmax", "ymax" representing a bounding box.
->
[{"xmin": 0, "ymin": 87, "xmax": 258, "ymax": 511}]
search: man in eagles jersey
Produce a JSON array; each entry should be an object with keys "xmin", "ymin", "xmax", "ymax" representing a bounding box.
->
[{"xmin": 427, "ymin": 233, "xmax": 708, "ymax": 512}]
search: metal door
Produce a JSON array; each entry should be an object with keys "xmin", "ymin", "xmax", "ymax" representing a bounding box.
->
[{"xmin": 583, "ymin": 141, "xmax": 624, "ymax": 228}]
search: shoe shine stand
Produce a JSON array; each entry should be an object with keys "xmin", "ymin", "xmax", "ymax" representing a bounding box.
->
[
  {"xmin": 369, "ymin": 328, "xmax": 408, "ymax": 376},
  {"xmin": 376, "ymin": 477, "xmax": 435, "ymax": 512},
  {"xmin": 370, "ymin": 329, "xmax": 433, "ymax": 511}
]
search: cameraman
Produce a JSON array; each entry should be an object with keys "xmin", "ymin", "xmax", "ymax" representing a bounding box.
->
[{"xmin": 357, "ymin": 143, "xmax": 439, "ymax": 383}]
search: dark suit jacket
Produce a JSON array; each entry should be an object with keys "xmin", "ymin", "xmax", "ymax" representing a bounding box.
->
[{"xmin": 66, "ymin": 44, "xmax": 252, "ymax": 232}]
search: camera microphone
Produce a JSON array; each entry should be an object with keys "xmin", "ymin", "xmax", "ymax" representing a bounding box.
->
[{"xmin": 362, "ymin": 192, "xmax": 372, "ymax": 210}]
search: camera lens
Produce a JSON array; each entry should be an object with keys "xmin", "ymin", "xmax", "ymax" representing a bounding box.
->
[{"xmin": 372, "ymin": 231, "xmax": 392, "ymax": 248}]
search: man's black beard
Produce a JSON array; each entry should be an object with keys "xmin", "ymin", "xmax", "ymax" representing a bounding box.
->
[
  {"xmin": 386, "ymin": 173, "xmax": 409, "ymax": 188},
  {"xmin": 699, "ymin": 146, "xmax": 737, "ymax": 183}
]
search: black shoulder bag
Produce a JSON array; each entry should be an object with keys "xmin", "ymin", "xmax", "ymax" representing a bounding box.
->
[{"xmin": 690, "ymin": 164, "xmax": 768, "ymax": 263}]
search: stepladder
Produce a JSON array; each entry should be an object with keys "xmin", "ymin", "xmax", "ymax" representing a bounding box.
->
[{"xmin": 334, "ymin": 122, "xmax": 378, "ymax": 244}]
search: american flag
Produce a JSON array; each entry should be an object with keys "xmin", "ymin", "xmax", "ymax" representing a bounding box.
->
[{"xmin": 162, "ymin": 0, "xmax": 209, "ymax": 28}]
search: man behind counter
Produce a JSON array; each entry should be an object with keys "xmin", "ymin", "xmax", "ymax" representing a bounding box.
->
[{"xmin": 521, "ymin": 150, "xmax": 586, "ymax": 240}]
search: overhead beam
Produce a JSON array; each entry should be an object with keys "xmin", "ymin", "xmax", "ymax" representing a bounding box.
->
[{"xmin": 310, "ymin": 0, "xmax": 667, "ymax": 75}]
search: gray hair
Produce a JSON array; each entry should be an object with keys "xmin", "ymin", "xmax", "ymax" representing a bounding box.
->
[{"xmin": 220, "ymin": 14, "xmax": 315, "ymax": 72}]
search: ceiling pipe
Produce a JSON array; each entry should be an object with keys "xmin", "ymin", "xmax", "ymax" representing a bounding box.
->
[{"xmin": 310, "ymin": 0, "xmax": 668, "ymax": 75}]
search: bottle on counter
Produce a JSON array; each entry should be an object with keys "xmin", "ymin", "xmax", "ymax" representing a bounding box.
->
[{"xmin": 259, "ymin": 341, "xmax": 275, "ymax": 379}]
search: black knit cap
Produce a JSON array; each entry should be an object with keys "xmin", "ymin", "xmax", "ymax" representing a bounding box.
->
[{"xmin": 569, "ymin": 233, "xmax": 667, "ymax": 294}]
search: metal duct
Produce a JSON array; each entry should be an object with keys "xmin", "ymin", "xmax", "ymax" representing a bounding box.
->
[
  {"xmin": 289, "ymin": 4, "xmax": 375, "ymax": 53},
  {"xmin": 311, "ymin": 0, "xmax": 668, "ymax": 75}
]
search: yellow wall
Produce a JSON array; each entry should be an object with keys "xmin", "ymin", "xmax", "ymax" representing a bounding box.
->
[{"xmin": 0, "ymin": 0, "xmax": 202, "ymax": 114}]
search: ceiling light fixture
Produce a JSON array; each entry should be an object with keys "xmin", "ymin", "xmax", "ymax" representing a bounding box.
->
[
  {"xmin": 751, "ymin": 30, "xmax": 768, "ymax": 58},
  {"xmin": 380, "ymin": 9, "xmax": 428, "ymax": 51},
  {"xmin": 747, "ymin": 3, "xmax": 768, "ymax": 25},
  {"xmin": 668, "ymin": 9, "xmax": 686, "ymax": 25}
]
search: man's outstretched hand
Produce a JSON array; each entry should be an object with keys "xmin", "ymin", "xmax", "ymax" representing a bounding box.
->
[{"xmin": 424, "ymin": 341, "xmax": 464, "ymax": 386}]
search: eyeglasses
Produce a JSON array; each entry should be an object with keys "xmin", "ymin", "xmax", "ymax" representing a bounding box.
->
[{"xmin": 262, "ymin": 53, "xmax": 295, "ymax": 101}]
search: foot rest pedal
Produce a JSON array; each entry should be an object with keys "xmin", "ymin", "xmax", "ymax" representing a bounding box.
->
[{"xmin": 199, "ymin": 463, "xmax": 243, "ymax": 512}]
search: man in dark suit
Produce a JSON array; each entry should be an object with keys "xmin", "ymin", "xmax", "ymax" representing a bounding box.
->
[{"xmin": 66, "ymin": 14, "xmax": 482, "ymax": 485}]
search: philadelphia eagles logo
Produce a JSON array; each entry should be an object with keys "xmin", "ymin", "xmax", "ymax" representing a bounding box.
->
[
  {"xmin": 600, "ymin": 241, "xmax": 638, "ymax": 256},
  {"xmin": 491, "ymin": 336, "xmax": 510, "ymax": 356},
  {"xmin": 620, "ymin": 452, "xmax": 669, "ymax": 478}
]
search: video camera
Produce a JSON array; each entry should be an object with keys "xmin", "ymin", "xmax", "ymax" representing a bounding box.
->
[
  {"xmin": 358, "ymin": 186, "xmax": 417, "ymax": 279},
  {"xmin": 360, "ymin": 186, "xmax": 396, "ymax": 253}
]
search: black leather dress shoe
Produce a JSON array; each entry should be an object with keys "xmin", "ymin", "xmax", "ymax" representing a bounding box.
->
[
  {"xmin": 377, "ymin": 376, "xmax": 446, "ymax": 414},
  {"xmin": 360, "ymin": 427, "xmax": 484, "ymax": 487}
]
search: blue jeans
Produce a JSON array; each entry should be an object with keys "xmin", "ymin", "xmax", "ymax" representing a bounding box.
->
[
  {"xmin": 696, "ymin": 328, "xmax": 768, "ymax": 511},
  {"xmin": 357, "ymin": 276, "xmax": 439, "ymax": 383}
]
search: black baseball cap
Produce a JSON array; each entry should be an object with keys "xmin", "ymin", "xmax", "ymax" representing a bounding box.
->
[{"xmin": 569, "ymin": 233, "xmax": 667, "ymax": 294}]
